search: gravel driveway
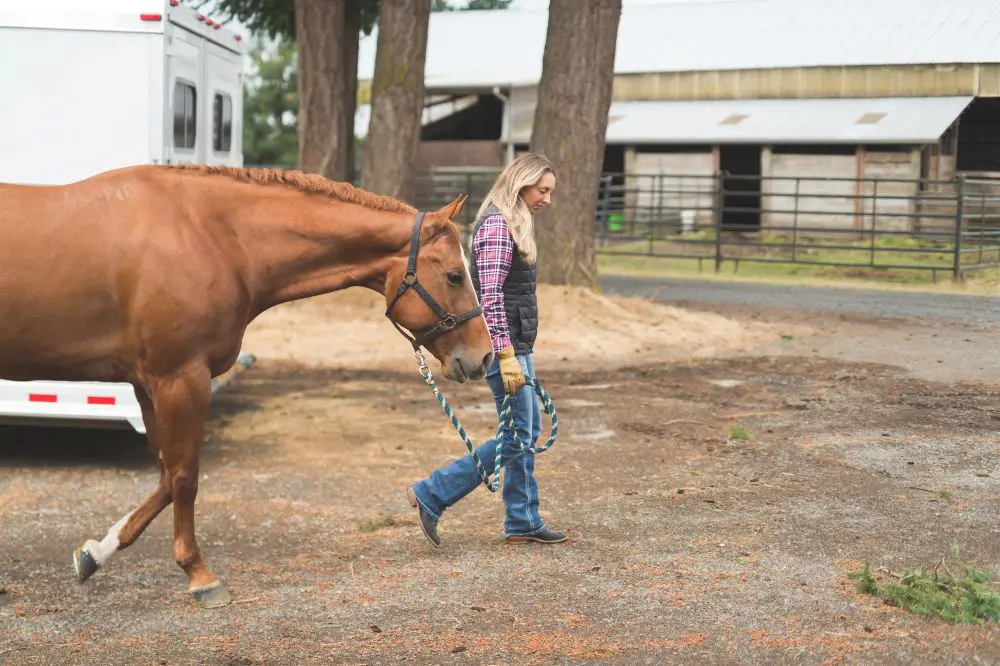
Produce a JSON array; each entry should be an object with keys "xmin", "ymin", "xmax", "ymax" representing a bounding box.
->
[
  {"xmin": 599, "ymin": 275, "xmax": 999, "ymax": 328},
  {"xmin": 2, "ymin": 278, "xmax": 999, "ymax": 665}
]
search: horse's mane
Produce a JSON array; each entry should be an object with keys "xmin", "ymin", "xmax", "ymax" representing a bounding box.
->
[{"xmin": 169, "ymin": 164, "xmax": 417, "ymax": 215}]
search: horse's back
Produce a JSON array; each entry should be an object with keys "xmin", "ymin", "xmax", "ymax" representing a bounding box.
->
[{"xmin": 0, "ymin": 166, "xmax": 200, "ymax": 381}]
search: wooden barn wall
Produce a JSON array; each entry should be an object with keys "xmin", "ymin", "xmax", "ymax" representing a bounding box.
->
[
  {"xmin": 612, "ymin": 64, "xmax": 1000, "ymax": 102},
  {"xmin": 763, "ymin": 153, "xmax": 856, "ymax": 232},
  {"xmin": 858, "ymin": 149, "xmax": 921, "ymax": 233},
  {"xmin": 626, "ymin": 150, "xmax": 717, "ymax": 227}
]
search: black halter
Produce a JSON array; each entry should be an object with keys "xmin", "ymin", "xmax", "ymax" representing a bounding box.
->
[{"xmin": 384, "ymin": 212, "xmax": 483, "ymax": 351}]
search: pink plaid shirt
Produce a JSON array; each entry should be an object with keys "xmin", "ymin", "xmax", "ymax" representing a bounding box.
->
[{"xmin": 472, "ymin": 213, "xmax": 515, "ymax": 355}]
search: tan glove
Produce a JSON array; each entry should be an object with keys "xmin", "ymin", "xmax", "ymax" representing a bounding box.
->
[{"xmin": 497, "ymin": 346, "xmax": 526, "ymax": 395}]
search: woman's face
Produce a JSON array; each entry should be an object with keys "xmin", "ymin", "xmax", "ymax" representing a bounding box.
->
[{"xmin": 520, "ymin": 172, "xmax": 556, "ymax": 212}]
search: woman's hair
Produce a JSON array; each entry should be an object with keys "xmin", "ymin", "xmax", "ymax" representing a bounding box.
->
[{"xmin": 475, "ymin": 152, "xmax": 556, "ymax": 264}]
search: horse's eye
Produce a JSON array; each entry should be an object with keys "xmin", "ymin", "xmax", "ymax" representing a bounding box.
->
[{"xmin": 446, "ymin": 271, "xmax": 464, "ymax": 286}]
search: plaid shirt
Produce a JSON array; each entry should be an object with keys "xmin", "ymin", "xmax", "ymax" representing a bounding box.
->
[{"xmin": 472, "ymin": 213, "xmax": 514, "ymax": 355}]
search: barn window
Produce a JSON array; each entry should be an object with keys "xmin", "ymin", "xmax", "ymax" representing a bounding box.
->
[{"xmin": 173, "ymin": 80, "xmax": 197, "ymax": 150}]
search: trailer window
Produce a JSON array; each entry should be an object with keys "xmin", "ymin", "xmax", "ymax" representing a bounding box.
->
[
  {"xmin": 213, "ymin": 93, "xmax": 232, "ymax": 153},
  {"xmin": 173, "ymin": 81, "xmax": 197, "ymax": 150}
]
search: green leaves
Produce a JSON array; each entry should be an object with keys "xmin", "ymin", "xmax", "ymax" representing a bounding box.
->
[
  {"xmin": 243, "ymin": 39, "xmax": 298, "ymax": 166},
  {"xmin": 432, "ymin": 0, "xmax": 513, "ymax": 10},
  {"xmin": 214, "ymin": 0, "xmax": 294, "ymax": 40},
  {"xmin": 213, "ymin": 0, "xmax": 380, "ymax": 40},
  {"xmin": 463, "ymin": 0, "xmax": 513, "ymax": 8}
]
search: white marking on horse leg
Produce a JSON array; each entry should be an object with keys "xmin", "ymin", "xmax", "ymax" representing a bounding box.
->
[{"xmin": 82, "ymin": 510, "xmax": 135, "ymax": 567}]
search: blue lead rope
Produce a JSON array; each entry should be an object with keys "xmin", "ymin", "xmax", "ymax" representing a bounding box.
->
[{"xmin": 415, "ymin": 350, "xmax": 558, "ymax": 492}]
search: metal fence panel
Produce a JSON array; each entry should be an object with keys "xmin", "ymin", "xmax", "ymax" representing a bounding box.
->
[{"xmin": 248, "ymin": 164, "xmax": 1000, "ymax": 280}]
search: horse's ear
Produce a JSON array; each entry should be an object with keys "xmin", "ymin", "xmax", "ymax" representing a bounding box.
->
[{"xmin": 436, "ymin": 193, "xmax": 469, "ymax": 221}]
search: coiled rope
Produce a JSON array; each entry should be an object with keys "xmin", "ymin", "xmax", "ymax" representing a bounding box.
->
[{"xmin": 415, "ymin": 349, "xmax": 558, "ymax": 492}]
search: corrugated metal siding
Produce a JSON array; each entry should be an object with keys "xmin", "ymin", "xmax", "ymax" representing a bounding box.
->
[{"xmin": 357, "ymin": 0, "xmax": 1000, "ymax": 89}]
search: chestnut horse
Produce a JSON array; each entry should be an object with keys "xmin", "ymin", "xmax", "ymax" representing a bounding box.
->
[{"xmin": 0, "ymin": 164, "xmax": 493, "ymax": 607}]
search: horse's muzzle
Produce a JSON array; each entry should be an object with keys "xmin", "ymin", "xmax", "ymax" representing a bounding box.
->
[{"xmin": 447, "ymin": 351, "xmax": 491, "ymax": 383}]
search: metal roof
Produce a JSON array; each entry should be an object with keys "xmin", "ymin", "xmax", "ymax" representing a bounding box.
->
[
  {"xmin": 508, "ymin": 96, "xmax": 974, "ymax": 144},
  {"xmin": 357, "ymin": 0, "xmax": 1000, "ymax": 90}
]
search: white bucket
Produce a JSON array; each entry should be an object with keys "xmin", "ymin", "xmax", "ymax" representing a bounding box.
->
[{"xmin": 681, "ymin": 210, "xmax": 695, "ymax": 234}]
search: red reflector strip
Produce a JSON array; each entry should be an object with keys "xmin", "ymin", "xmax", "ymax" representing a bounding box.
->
[
  {"xmin": 140, "ymin": 13, "xmax": 162, "ymax": 21},
  {"xmin": 88, "ymin": 396, "xmax": 117, "ymax": 406},
  {"xmin": 29, "ymin": 394, "xmax": 58, "ymax": 403}
]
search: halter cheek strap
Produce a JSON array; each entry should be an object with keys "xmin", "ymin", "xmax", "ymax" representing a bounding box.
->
[{"xmin": 384, "ymin": 211, "xmax": 484, "ymax": 351}]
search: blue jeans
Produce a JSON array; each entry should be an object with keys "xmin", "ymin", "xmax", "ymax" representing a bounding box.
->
[{"xmin": 411, "ymin": 352, "xmax": 545, "ymax": 536}]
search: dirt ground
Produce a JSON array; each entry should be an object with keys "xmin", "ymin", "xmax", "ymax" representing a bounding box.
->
[{"xmin": 1, "ymin": 283, "xmax": 999, "ymax": 665}]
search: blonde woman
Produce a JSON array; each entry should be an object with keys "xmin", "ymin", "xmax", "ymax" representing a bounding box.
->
[{"xmin": 407, "ymin": 152, "xmax": 566, "ymax": 547}]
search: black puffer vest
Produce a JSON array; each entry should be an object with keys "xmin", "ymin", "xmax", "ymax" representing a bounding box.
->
[{"xmin": 468, "ymin": 204, "xmax": 538, "ymax": 356}]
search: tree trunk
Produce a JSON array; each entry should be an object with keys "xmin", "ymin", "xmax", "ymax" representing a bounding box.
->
[
  {"xmin": 341, "ymin": 5, "xmax": 361, "ymax": 182},
  {"xmin": 360, "ymin": 0, "xmax": 431, "ymax": 203},
  {"xmin": 529, "ymin": 0, "xmax": 622, "ymax": 288},
  {"xmin": 295, "ymin": 0, "xmax": 355, "ymax": 181}
]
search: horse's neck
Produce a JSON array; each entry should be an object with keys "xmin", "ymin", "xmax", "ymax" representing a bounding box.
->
[{"xmin": 226, "ymin": 193, "xmax": 410, "ymax": 316}]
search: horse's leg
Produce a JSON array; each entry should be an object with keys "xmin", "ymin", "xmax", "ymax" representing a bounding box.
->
[
  {"xmin": 147, "ymin": 362, "xmax": 230, "ymax": 608},
  {"xmin": 73, "ymin": 386, "xmax": 173, "ymax": 582}
]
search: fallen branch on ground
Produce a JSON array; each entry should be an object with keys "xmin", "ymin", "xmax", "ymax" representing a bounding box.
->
[
  {"xmin": 662, "ymin": 419, "xmax": 709, "ymax": 427},
  {"xmin": 851, "ymin": 557, "xmax": 1000, "ymax": 624},
  {"xmin": 721, "ymin": 411, "xmax": 784, "ymax": 419}
]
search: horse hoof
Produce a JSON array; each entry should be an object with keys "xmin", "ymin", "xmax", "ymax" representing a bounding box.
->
[
  {"xmin": 191, "ymin": 581, "xmax": 232, "ymax": 608},
  {"xmin": 72, "ymin": 546, "xmax": 99, "ymax": 583}
]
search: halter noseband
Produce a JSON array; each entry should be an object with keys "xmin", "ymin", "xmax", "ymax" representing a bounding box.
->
[{"xmin": 384, "ymin": 211, "xmax": 483, "ymax": 351}]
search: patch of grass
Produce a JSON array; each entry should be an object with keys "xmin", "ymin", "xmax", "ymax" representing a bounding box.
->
[
  {"xmin": 850, "ymin": 551, "xmax": 1000, "ymax": 625},
  {"xmin": 357, "ymin": 515, "xmax": 396, "ymax": 533},
  {"xmin": 597, "ymin": 237, "xmax": 1000, "ymax": 295},
  {"xmin": 728, "ymin": 425, "xmax": 751, "ymax": 440},
  {"xmin": 939, "ymin": 489, "xmax": 953, "ymax": 502}
]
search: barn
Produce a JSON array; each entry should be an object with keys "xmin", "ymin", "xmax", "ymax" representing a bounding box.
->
[{"xmin": 356, "ymin": 0, "xmax": 1000, "ymax": 232}]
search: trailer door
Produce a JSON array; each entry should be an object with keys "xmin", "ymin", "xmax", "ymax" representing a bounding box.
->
[
  {"xmin": 166, "ymin": 25, "xmax": 204, "ymax": 164},
  {"xmin": 204, "ymin": 40, "xmax": 243, "ymax": 167}
]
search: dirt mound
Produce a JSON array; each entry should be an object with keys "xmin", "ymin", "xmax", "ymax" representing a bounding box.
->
[
  {"xmin": 534, "ymin": 286, "xmax": 781, "ymax": 368},
  {"xmin": 242, "ymin": 284, "xmax": 796, "ymax": 372}
]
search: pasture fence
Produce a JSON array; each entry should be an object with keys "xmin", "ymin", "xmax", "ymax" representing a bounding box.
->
[{"xmin": 246, "ymin": 164, "xmax": 1000, "ymax": 281}]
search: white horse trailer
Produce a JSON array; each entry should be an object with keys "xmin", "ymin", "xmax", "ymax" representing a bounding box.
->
[{"xmin": 0, "ymin": 0, "xmax": 255, "ymax": 434}]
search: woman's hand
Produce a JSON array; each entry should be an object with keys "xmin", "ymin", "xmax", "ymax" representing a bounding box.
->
[{"xmin": 497, "ymin": 347, "xmax": 526, "ymax": 395}]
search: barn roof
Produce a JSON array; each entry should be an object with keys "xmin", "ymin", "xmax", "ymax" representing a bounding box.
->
[
  {"xmin": 507, "ymin": 96, "xmax": 975, "ymax": 144},
  {"xmin": 356, "ymin": 0, "xmax": 1000, "ymax": 91}
]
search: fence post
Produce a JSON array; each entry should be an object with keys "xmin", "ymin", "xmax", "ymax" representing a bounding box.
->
[
  {"xmin": 952, "ymin": 175, "xmax": 965, "ymax": 281},
  {"xmin": 791, "ymin": 177, "xmax": 800, "ymax": 262},
  {"xmin": 869, "ymin": 179, "xmax": 879, "ymax": 268},
  {"xmin": 714, "ymin": 170, "xmax": 724, "ymax": 273}
]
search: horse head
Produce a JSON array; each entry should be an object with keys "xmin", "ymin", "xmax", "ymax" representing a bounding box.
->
[{"xmin": 383, "ymin": 194, "xmax": 493, "ymax": 382}]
